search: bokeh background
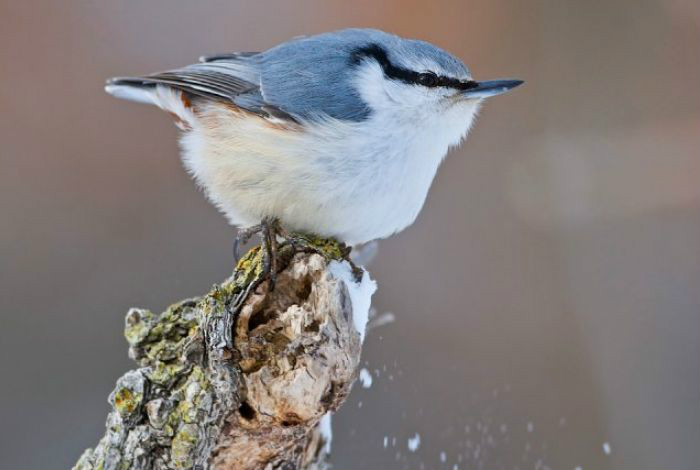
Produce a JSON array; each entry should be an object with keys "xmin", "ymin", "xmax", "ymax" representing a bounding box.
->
[{"xmin": 1, "ymin": 1, "xmax": 698, "ymax": 469}]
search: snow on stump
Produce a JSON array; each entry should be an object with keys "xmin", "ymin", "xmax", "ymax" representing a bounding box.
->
[{"xmin": 74, "ymin": 241, "xmax": 376, "ymax": 470}]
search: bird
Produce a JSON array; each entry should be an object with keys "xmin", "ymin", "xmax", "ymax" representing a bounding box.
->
[{"xmin": 106, "ymin": 28, "xmax": 522, "ymax": 255}]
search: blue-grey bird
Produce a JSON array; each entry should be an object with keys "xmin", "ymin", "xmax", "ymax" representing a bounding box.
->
[{"xmin": 106, "ymin": 28, "xmax": 522, "ymax": 246}]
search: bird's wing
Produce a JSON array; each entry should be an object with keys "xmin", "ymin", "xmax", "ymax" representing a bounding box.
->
[
  {"xmin": 106, "ymin": 53, "xmax": 298, "ymax": 123},
  {"xmin": 107, "ymin": 60, "xmax": 260, "ymax": 102}
]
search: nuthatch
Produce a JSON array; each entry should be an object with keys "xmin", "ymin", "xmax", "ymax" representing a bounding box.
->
[{"xmin": 106, "ymin": 28, "xmax": 522, "ymax": 248}]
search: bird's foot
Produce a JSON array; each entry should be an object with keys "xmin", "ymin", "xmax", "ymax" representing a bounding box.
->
[
  {"xmin": 234, "ymin": 221, "xmax": 362, "ymax": 288},
  {"xmin": 234, "ymin": 217, "xmax": 287, "ymax": 290}
]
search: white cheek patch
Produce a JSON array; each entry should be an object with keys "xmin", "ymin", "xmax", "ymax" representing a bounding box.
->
[
  {"xmin": 352, "ymin": 63, "xmax": 457, "ymax": 113},
  {"xmin": 351, "ymin": 62, "xmax": 389, "ymax": 105},
  {"xmin": 383, "ymin": 80, "xmax": 417, "ymax": 105}
]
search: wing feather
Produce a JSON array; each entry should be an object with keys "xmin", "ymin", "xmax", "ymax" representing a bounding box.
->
[
  {"xmin": 108, "ymin": 67, "xmax": 257, "ymax": 101},
  {"xmin": 106, "ymin": 54, "xmax": 297, "ymax": 122}
]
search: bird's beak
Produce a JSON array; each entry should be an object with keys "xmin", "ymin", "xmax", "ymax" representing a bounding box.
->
[{"xmin": 461, "ymin": 79, "xmax": 524, "ymax": 98}]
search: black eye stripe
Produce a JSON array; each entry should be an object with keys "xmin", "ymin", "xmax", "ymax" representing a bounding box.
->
[{"xmin": 350, "ymin": 43, "xmax": 478, "ymax": 90}]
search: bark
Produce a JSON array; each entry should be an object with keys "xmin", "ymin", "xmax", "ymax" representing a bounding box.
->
[{"xmin": 74, "ymin": 241, "xmax": 370, "ymax": 470}]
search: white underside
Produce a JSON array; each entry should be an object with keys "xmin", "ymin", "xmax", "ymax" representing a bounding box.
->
[
  {"xmin": 183, "ymin": 102, "xmax": 477, "ymax": 244},
  {"xmin": 107, "ymin": 84, "xmax": 479, "ymax": 244}
]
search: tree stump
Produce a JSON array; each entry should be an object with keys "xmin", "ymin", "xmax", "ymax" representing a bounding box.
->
[{"xmin": 74, "ymin": 242, "xmax": 376, "ymax": 470}]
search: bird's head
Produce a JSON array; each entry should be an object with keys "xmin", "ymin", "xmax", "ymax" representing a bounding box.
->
[{"xmin": 347, "ymin": 37, "xmax": 522, "ymax": 135}]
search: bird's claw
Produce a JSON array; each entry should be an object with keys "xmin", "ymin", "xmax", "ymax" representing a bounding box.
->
[
  {"xmin": 233, "ymin": 217, "xmax": 285, "ymax": 290},
  {"xmin": 233, "ymin": 219, "xmax": 361, "ymax": 289}
]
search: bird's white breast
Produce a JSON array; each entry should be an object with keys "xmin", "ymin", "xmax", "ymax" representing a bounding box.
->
[{"xmin": 180, "ymin": 99, "xmax": 478, "ymax": 245}]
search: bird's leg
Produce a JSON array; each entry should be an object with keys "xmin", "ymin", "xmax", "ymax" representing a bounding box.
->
[
  {"xmin": 233, "ymin": 217, "xmax": 285, "ymax": 289},
  {"xmin": 260, "ymin": 217, "xmax": 280, "ymax": 290}
]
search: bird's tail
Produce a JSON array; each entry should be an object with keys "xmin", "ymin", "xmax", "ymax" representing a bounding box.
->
[{"xmin": 105, "ymin": 78, "xmax": 197, "ymax": 130}]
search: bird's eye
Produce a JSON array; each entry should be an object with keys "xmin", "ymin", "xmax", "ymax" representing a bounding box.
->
[{"xmin": 416, "ymin": 72, "xmax": 439, "ymax": 87}]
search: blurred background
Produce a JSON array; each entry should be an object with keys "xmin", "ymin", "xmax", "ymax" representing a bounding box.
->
[{"xmin": 1, "ymin": 1, "xmax": 698, "ymax": 469}]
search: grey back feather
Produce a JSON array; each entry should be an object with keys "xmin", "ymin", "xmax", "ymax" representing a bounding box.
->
[{"xmin": 257, "ymin": 29, "xmax": 377, "ymax": 121}]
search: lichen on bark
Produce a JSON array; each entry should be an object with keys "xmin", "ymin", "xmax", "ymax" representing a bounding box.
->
[{"xmin": 74, "ymin": 241, "xmax": 369, "ymax": 470}]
